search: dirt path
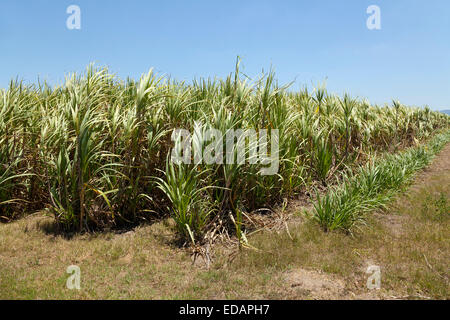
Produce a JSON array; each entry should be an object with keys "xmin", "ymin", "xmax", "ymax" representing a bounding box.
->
[{"xmin": 407, "ymin": 143, "xmax": 450, "ymax": 190}]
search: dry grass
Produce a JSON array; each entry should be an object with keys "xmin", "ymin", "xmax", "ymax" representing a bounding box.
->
[{"xmin": 0, "ymin": 214, "xmax": 285, "ymax": 299}]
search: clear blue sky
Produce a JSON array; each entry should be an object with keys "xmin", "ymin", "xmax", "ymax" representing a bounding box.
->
[{"xmin": 1, "ymin": 0, "xmax": 449, "ymax": 110}]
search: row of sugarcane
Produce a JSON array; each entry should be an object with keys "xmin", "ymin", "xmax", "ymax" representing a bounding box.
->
[{"xmin": 0, "ymin": 62, "xmax": 448, "ymax": 241}]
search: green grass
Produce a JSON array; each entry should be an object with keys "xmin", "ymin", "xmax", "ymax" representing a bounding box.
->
[{"xmin": 312, "ymin": 130, "xmax": 450, "ymax": 232}]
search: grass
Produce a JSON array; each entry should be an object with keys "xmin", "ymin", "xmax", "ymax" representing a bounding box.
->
[
  {"xmin": 312, "ymin": 130, "xmax": 450, "ymax": 232},
  {"xmin": 1, "ymin": 143, "xmax": 448, "ymax": 299}
]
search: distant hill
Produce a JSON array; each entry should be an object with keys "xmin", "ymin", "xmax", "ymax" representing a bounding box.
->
[{"xmin": 439, "ymin": 110, "xmax": 450, "ymax": 115}]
